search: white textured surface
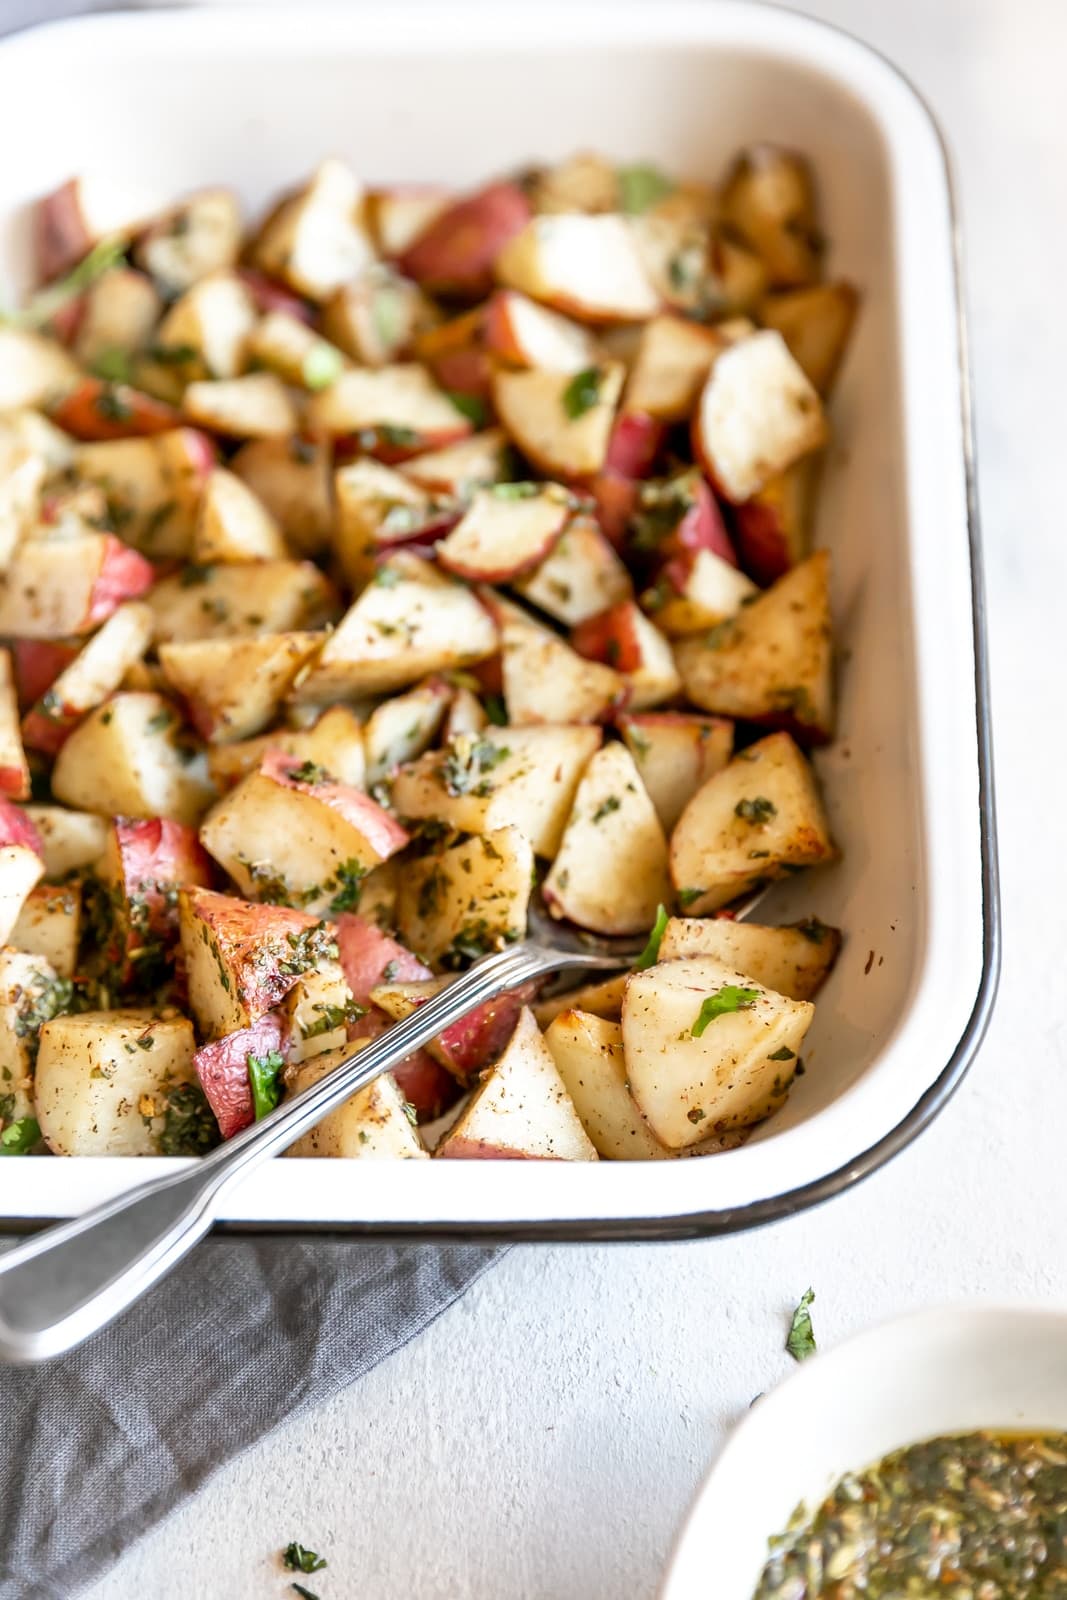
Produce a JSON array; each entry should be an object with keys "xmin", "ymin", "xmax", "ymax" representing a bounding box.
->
[{"xmin": 81, "ymin": 0, "xmax": 1047, "ymax": 1593}]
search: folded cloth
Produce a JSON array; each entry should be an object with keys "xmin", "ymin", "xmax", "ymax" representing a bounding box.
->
[{"xmin": 0, "ymin": 1236, "xmax": 500, "ymax": 1599}]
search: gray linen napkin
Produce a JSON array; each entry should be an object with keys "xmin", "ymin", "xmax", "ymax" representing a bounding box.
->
[
  {"xmin": 0, "ymin": 1236, "xmax": 499, "ymax": 1599},
  {"xmin": 0, "ymin": 10, "xmax": 499, "ymax": 1597}
]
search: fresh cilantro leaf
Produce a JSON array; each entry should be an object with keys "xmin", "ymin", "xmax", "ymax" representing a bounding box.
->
[
  {"xmin": 302, "ymin": 341, "xmax": 344, "ymax": 391},
  {"xmin": 0, "ymin": 1117, "xmax": 39, "ymax": 1155},
  {"xmin": 561, "ymin": 367, "xmax": 603, "ymax": 421},
  {"xmin": 618, "ymin": 163, "xmax": 674, "ymax": 214},
  {"xmin": 786, "ymin": 1287, "xmax": 816, "ymax": 1361},
  {"xmin": 690, "ymin": 985, "xmax": 760, "ymax": 1037},
  {"xmin": 247, "ymin": 1050, "xmax": 285, "ymax": 1121},
  {"xmin": 634, "ymin": 904, "xmax": 669, "ymax": 971},
  {"xmin": 734, "ymin": 796, "xmax": 777, "ymax": 824},
  {"xmin": 283, "ymin": 1543, "xmax": 327, "ymax": 1575}
]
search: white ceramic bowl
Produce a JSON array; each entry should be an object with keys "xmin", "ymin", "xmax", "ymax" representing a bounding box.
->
[
  {"xmin": 662, "ymin": 1304, "xmax": 1067, "ymax": 1598},
  {"xmin": 0, "ymin": 3, "xmax": 998, "ymax": 1236}
]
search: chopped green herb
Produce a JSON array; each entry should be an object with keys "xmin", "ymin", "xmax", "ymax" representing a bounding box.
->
[
  {"xmin": 677, "ymin": 888, "xmax": 703, "ymax": 908},
  {"xmin": 146, "ymin": 710, "xmax": 173, "ymax": 735},
  {"xmin": 591, "ymin": 795, "xmax": 621, "ymax": 824},
  {"xmin": 376, "ymin": 424, "xmax": 420, "ymax": 449},
  {"xmin": 159, "ymin": 1083, "xmax": 219, "ymax": 1157},
  {"xmin": 691, "ymin": 984, "xmax": 760, "ymax": 1037},
  {"xmin": 287, "ymin": 759, "xmax": 331, "ymax": 786},
  {"xmin": 94, "ymin": 385, "xmax": 134, "ymax": 423},
  {"xmin": 441, "ymin": 735, "xmax": 509, "ymax": 797},
  {"xmin": 0, "ymin": 1117, "xmax": 39, "ymax": 1155},
  {"xmin": 283, "ymin": 1543, "xmax": 327, "ymax": 1575},
  {"xmin": 634, "ymin": 904, "xmax": 669, "ymax": 971},
  {"xmin": 447, "ymin": 391, "xmax": 488, "ymax": 427},
  {"xmin": 247, "ymin": 1049, "xmax": 286, "ymax": 1121},
  {"xmin": 483, "ymin": 694, "xmax": 508, "ymax": 726},
  {"xmin": 490, "ymin": 481, "xmax": 540, "ymax": 500},
  {"xmin": 618, "ymin": 163, "xmax": 674, "ymax": 214},
  {"xmin": 91, "ymin": 348, "xmax": 135, "ymax": 385},
  {"xmin": 328, "ymin": 860, "xmax": 367, "ymax": 915},
  {"xmin": 381, "ymin": 959, "xmax": 399, "ymax": 983},
  {"xmin": 373, "ymin": 564, "xmax": 402, "ymax": 587},
  {"xmin": 179, "ymin": 563, "xmax": 215, "ymax": 587},
  {"xmin": 735, "ymin": 796, "xmax": 777, "ymax": 825},
  {"xmin": 786, "ymin": 1287, "xmax": 816, "ymax": 1361},
  {"xmin": 769, "ymin": 1045, "xmax": 796, "ymax": 1062},
  {"xmin": 795, "ymin": 917, "xmax": 830, "ymax": 944},
  {"xmin": 561, "ymin": 366, "xmax": 603, "ymax": 421},
  {"xmin": 402, "ymin": 1101, "xmax": 418, "ymax": 1127},
  {"xmin": 302, "ymin": 341, "xmax": 344, "ymax": 391},
  {"xmin": 291, "ymin": 1586, "xmax": 320, "ymax": 1600},
  {"xmin": 371, "ymin": 284, "xmax": 406, "ymax": 350},
  {"xmin": 148, "ymin": 341, "xmax": 199, "ymax": 367},
  {"xmin": 704, "ymin": 619, "xmax": 736, "ymax": 651},
  {"xmin": 15, "ymin": 237, "xmax": 127, "ymax": 331}
]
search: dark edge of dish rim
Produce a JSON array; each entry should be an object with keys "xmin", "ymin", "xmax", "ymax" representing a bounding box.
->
[{"xmin": 0, "ymin": 4, "xmax": 1001, "ymax": 1243}]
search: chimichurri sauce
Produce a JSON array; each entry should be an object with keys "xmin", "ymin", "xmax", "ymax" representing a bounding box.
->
[{"xmin": 753, "ymin": 1432, "xmax": 1067, "ymax": 1598}]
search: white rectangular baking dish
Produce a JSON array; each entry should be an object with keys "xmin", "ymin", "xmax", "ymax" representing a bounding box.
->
[{"xmin": 0, "ymin": 1, "xmax": 998, "ymax": 1237}]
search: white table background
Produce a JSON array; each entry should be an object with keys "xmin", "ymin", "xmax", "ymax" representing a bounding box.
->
[{"xmin": 81, "ymin": 0, "xmax": 1053, "ymax": 1592}]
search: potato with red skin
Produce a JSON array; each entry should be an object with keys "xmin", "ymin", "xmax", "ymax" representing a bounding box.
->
[
  {"xmin": 11, "ymin": 641, "xmax": 80, "ymax": 712},
  {"xmin": 370, "ymin": 977, "xmax": 531, "ymax": 1084},
  {"xmin": 0, "ymin": 536, "xmax": 154, "ymax": 639},
  {"xmin": 34, "ymin": 176, "xmax": 159, "ymax": 282},
  {"xmin": 605, "ymin": 411, "xmax": 664, "ymax": 479},
  {"xmin": 0, "ymin": 652, "xmax": 29, "ymax": 801},
  {"xmin": 195, "ymin": 1013, "xmax": 285, "ymax": 1139},
  {"xmin": 618, "ymin": 711, "xmax": 734, "ymax": 833},
  {"xmin": 48, "ymin": 380, "xmax": 181, "ymax": 442},
  {"xmin": 22, "ymin": 601, "xmax": 154, "ymax": 757},
  {"xmin": 729, "ymin": 457, "xmax": 819, "ymax": 585},
  {"xmin": 630, "ymin": 471, "xmax": 738, "ymax": 576},
  {"xmin": 0, "ymin": 800, "xmax": 44, "ymax": 947},
  {"xmin": 236, "ymin": 268, "xmax": 315, "ymax": 324},
  {"xmin": 570, "ymin": 600, "xmax": 681, "ymax": 708},
  {"xmin": 179, "ymin": 886, "xmax": 338, "ymax": 1038},
  {"xmin": 103, "ymin": 817, "xmax": 214, "ymax": 985},
  {"xmin": 333, "ymin": 914, "xmax": 432, "ymax": 1008},
  {"xmin": 413, "ymin": 307, "xmax": 491, "ymax": 397},
  {"xmin": 590, "ymin": 473, "xmax": 640, "ymax": 547},
  {"xmin": 399, "ymin": 182, "xmax": 531, "ymax": 297},
  {"xmin": 344, "ymin": 1009, "xmax": 459, "ymax": 1123},
  {"xmin": 483, "ymin": 289, "xmax": 598, "ymax": 372}
]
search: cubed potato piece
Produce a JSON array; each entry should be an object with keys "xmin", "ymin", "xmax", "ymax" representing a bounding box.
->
[
  {"xmin": 0, "ymin": 651, "xmax": 30, "ymax": 799},
  {"xmin": 245, "ymin": 312, "xmax": 348, "ymax": 394},
  {"xmin": 136, "ymin": 188, "xmax": 243, "ymax": 295},
  {"xmin": 72, "ymin": 427, "xmax": 215, "ymax": 559},
  {"xmin": 35, "ymin": 1011, "xmax": 203, "ymax": 1156},
  {"xmin": 669, "ymin": 731, "xmax": 837, "ymax": 914},
  {"xmin": 22, "ymin": 601, "xmax": 154, "ymax": 755},
  {"xmin": 206, "ymin": 705, "xmax": 365, "ymax": 792},
  {"xmin": 252, "ymin": 159, "xmax": 376, "ymax": 302},
  {"xmin": 370, "ymin": 186, "xmax": 450, "ymax": 257},
  {"xmin": 624, "ymin": 315, "xmax": 727, "ymax": 421},
  {"xmin": 0, "ymin": 803, "xmax": 45, "ymax": 945},
  {"xmin": 2, "ymin": 408, "xmax": 75, "ymax": 474},
  {"xmin": 623, "ymin": 955, "xmax": 813, "ymax": 1147},
  {"xmin": 618, "ymin": 712, "xmax": 734, "ymax": 833},
  {"xmin": 147, "ymin": 560, "xmax": 337, "ymax": 645},
  {"xmin": 0, "ymin": 949, "xmax": 72, "ymax": 1129},
  {"xmin": 533, "ymin": 973, "xmax": 629, "ymax": 1030},
  {"xmin": 334, "ymin": 913, "xmax": 432, "ymax": 1005},
  {"xmin": 513, "ymin": 514, "xmax": 632, "ymax": 626},
  {"xmin": 321, "ymin": 264, "xmax": 435, "ymax": 367},
  {"xmin": 399, "ymin": 181, "xmax": 530, "ymax": 297},
  {"xmin": 21, "ymin": 805, "xmax": 107, "ymax": 879},
  {"xmin": 200, "ymin": 750, "xmax": 407, "ymax": 914},
  {"xmin": 180, "ymin": 885, "xmax": 338, "ymax": 1038},
  {"xmin": 529, "ymin": 152, "xmax": 620, "ymax": 215},
  {"xmin": 730, "ymin": 457, "xmax": 820, "ymax": 586},
  {"xmin": 231, "ymin": 436, "xmax": 334, "ymax": 558},
  {"xmin": 501, "ymin": 605, "xmax": 623, "ymax": 727},
  {"xmin": 413, "ymin": 306, "xmax": 490, "ymax": 398},
  {"xmin": 193, "ymin": 468, "xmax": 288, "ymax": 564},
  {"xmin": 51, "ymin": 692, "xmax": 215, "ymax": 825},
  {"xmin": 284, "ymin": 961, "xmax": 360, "ymax": 1065},
  {"xmin": 674, "ymin": 550, "xmax": 834, "ymax": 743},
  {"xmin": 0, "ymin": 430, "xmax": 46, "ymax": 571},
  {"xmin": 492, "ymin": 362, "xmax": 624, "ymax": 479},
  {"xmin": 436, "ymin": 1007, "xmax": 597, "ymax": 1161},
  {"xmin": 100, "ymin": 816, "xmax": 214, "ymax": 986},
  {"xmin": 543, "ymin": 743, "xmax": 670, "ymax": 936},
  {"xmin": 657, "ymin": 916, "xmax": 841, "ymax": 1001},
  {"xmin": 543, "ymin": 1010, "xmax": 669, "ymax": 1159},
  {"xmin": 159, "ymin": 632, "xmax": 323, "ymax": 743},
  {"xmin": 194, "ymin": 1012, "xmax": 284, "ymax": 1138},
  {"xmin": 286, "ymin": 1051, "xmax": 428, "ymax": 1160},
  {"xmin": 395, "ymin": 825, "xmax": 533, "ymax": 966},
  {"xmin": 0, "ymin": 535, "xmax": 154, "ymax": 638},
  {"xmin": 399, "ymin": 429, "xmax": 511, "ymax": 496},
  {"xmin": 305, "ymin": 362, "xmax": 469, "ymax": 448},
  {"xmin": 291, "ymin": 554, "xmax": 497, "ymax": 701},
  {"xmin": 693, "ymin": 330, "xmax": 828, "ymax": 503},
  {"xmin": 34, "ymin": 175, "xmax": 163, "ymax": 281},
  {"xmin": 643, "ymin": 547, "xmax": 758, "ymax": 637},
  {"xmin": 759, "ymin": 283, "xmax": 859, "ymax": 396},
  {"xmin": 0, "ymin": 327, "xmax": 81, "ymax": 412},
  {"xmin": 183, "ymin": 373, "xmax": 298, "ymax": 439},
  {"xmin": 719, "ymin": 145, "xmax": 822, "ymax": 288},
  {"xmin": 437, "ymin": 484, "xmax": 572, "ymax": 584},
  {"xmin": 484, "ymin": 289, "xmax": 599, "ymax": 373},
  {"xmin": 363, "ymin": 676, "xmax": 451, "ymax": 786},
  {"xmin": 443, "ymin": 686, "xmax": 487, "ymax": 741},
  {"xmin": 392, "ymin": 724, "xmax": 601, "ymax": 860},
  {"xmin": 369, "ymin": 977, "xmax": 526, "ymax": 1085},
  {"xmin": 333, "ymin": 457, "xmax": 455, "ymax": 591},
  {"xmin": 495, "ymin": 215, "xmax": 659, "ymax": 322},
  {"xmin": 154, "ymin": 269, "xmax": 256, "ymax": 380},
  {"xmin": 570, "ymin": 601, "xmax": 681, "ymax": 710},
  {"xmin": 9, "ymin": 883, "xmax": 82, "ymax": 978},
  {"xmin": 73, "ymin": 267, "xmax": 163, "ymax": 369}
]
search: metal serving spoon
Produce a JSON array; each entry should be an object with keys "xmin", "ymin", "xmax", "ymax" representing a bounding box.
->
[
  {"xmin": 0, "ymin": 890, "xmax": 766, "ymax": 1362},
  {"xmin": 0, "ymin": 903, "xmax": 650, "ymax": 1362}
]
